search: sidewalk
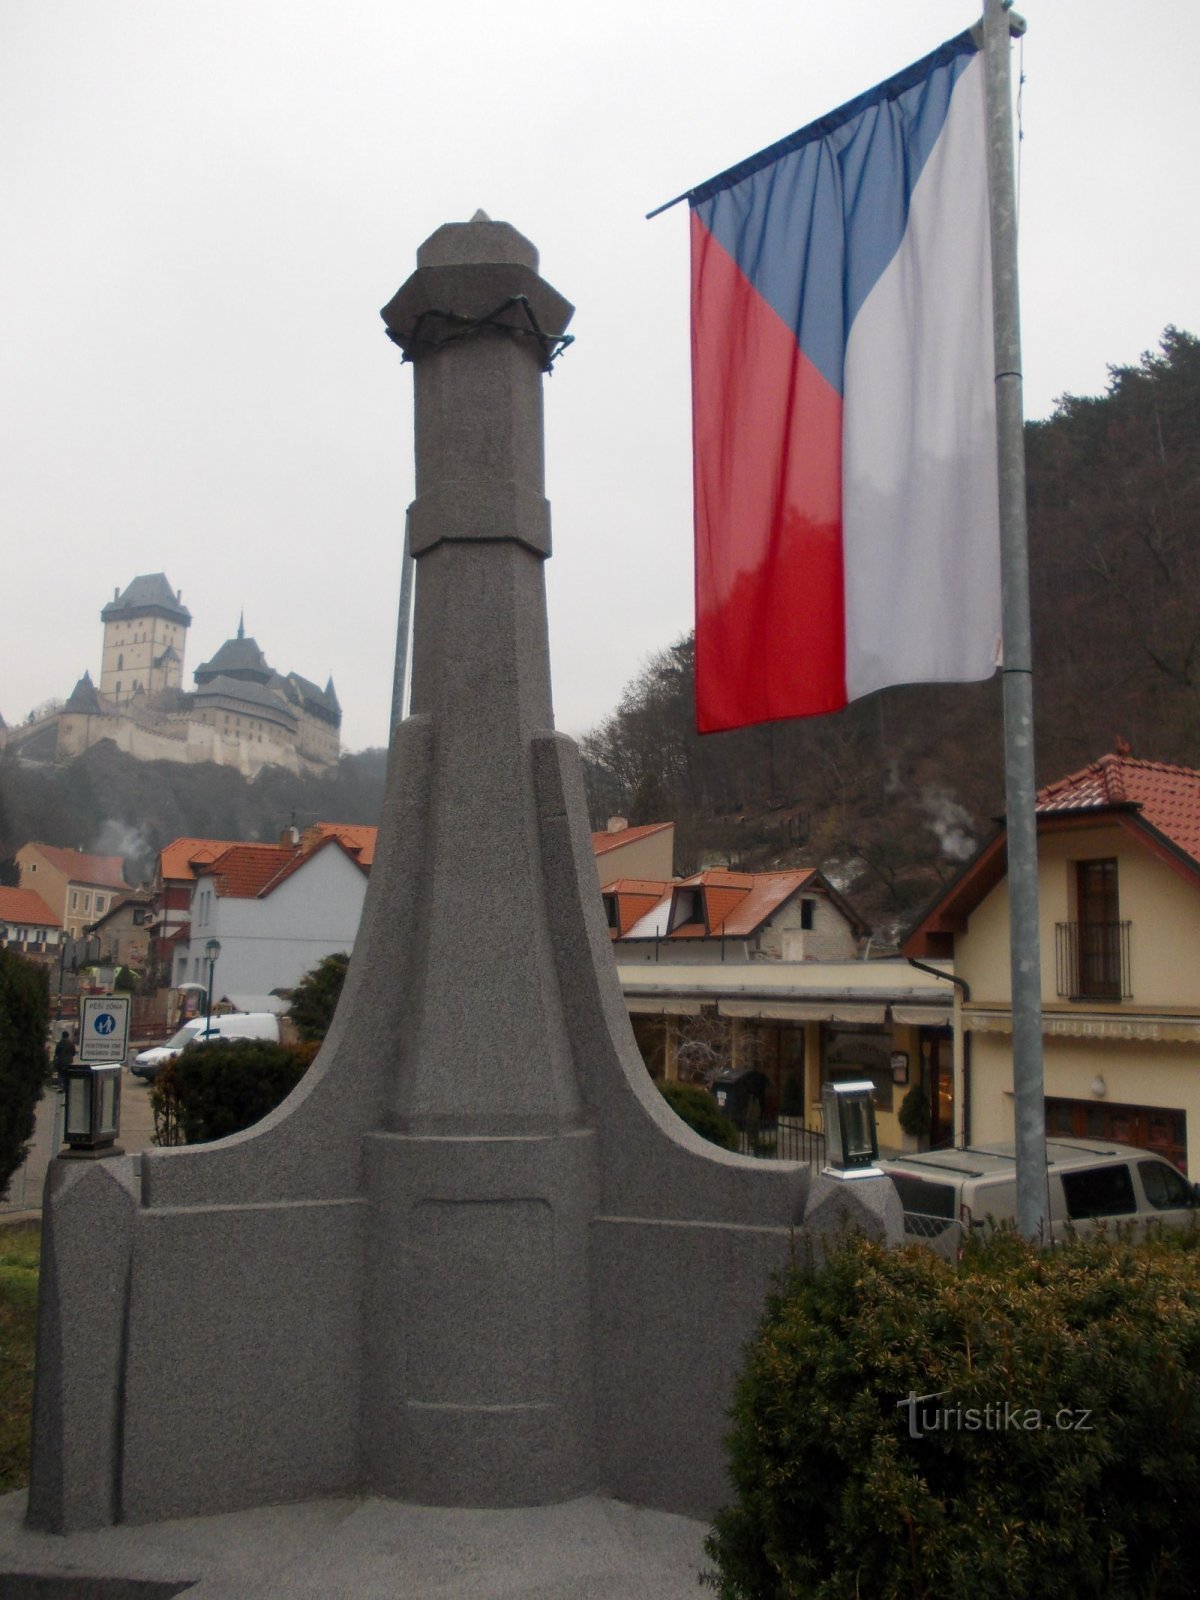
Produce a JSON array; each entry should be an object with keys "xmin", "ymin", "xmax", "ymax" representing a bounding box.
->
[
  {"xmin": 0, "ymin": 1065, "xmax": 158, "ymax": 1220},
  {"xmin": 0, "ymin": 1490, "xmax": 713, "ymax": 1598}
]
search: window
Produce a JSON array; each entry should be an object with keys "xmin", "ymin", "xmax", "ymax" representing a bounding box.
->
[
  {"xmin": 95, "ymin": 895, "xmax": 106, "ymax": 914},
  {"xmin": 1138, "ymin": 1160, "xmax": 1195, "ymax": 1211},
  {"xmin": 800, "ymin": 899, "xmax": 815, "ymax": 931},
  {"xmin": 70, "ymin": 891, "xmax": 78, "ymax": 910},
  {"xmin": 117, "ymin": 654, "xmax": 123, "ymax": 670},
  {"xmin": 1076, "ymin": 858, "xmax": 1121, "ymax": 997},
  {"xmin": 1061, "ymin": 1164, "xmax": 1136, "ymax": 1220}
]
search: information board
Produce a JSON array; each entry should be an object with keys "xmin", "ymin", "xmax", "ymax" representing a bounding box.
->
[{"xmin": 79, "ymin": 995, "xmax": 132, "ymax": 1065}]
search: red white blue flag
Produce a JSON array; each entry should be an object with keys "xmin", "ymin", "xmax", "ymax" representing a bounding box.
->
[{"xmin": 690, "ymin": 31, "xmax": 1001, "ymax": 733}]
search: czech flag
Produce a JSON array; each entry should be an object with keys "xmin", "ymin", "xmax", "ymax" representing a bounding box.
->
[{"xmin": 690, "ymin": 31, "xmax": 1001, "ymax": 733}]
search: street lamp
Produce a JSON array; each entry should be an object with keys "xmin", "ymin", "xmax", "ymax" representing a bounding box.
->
[
  {"xmin": 821, "ymin": 1080, "xmax": 882, "ymax": 1178},
  {"xmin": 204, "ymin": 939, "xmax": 221, "ymax": 1037}
]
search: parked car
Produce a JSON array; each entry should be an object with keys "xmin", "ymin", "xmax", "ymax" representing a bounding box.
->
[
  {"xmin": 881, "ymin": 1138, "xmax": 1200, "ymax": 1258},
  {"xmin": 131, "ymin": 1012, "xmax": 280, "ymax": 1080}
]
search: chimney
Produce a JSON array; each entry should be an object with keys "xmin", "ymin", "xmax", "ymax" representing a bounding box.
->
[
  {"xmin": 606, "ymin": 816, "xmax": 628, "ymax": 834},
  {"xmin": 279, "ymin": 826, "xmax": 300, "ymax": 849}
]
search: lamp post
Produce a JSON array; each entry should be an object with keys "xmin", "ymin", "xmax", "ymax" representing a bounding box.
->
[{"xmin": 204, "ymin": 939, "xmax": 221, "ymax": 1037}]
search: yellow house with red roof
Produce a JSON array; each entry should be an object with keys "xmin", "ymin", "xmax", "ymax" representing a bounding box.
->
[
  {"xmin": 905, "ymin": 752, "xmax": 1200, "ymax": 1172},
  {"xmin": 15, "ymin": 843, "xmax": 130, "ymax": 941}
]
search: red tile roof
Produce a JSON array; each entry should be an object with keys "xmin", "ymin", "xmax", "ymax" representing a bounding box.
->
[
  {"xmin": 308, "ymin": 823, "xmax": 377, "ymax": 867},
  {"xmin": 158, "ymin": 838, "xmax": 245, "ymax": 883},
  {"xmin": 1037, "ymin": 753, "xmax": 1200, "ymax": 865},
  {"xmin": 0, "ymin": 887, "xmax": 61, "ymax": 928},
  {"xmin": 204, "ymin": 844, "xmax": 294, "ymax": 899},
  {"xmin": 614, "ymin": 867, "xmax": 866, "ymax": 942},
  {"xmin": 200, "ymin": 831, "xmax": 373, "ymax": 899},
  {"xmin": 591, "ymin": 822, "xmax": 673, "ymax": 857},
  {"xmin": 600, "ymin": 879, "xmax": 672, "ymax": 937},
  {"xmin": 259, "ymin": 832, "xmax": 370, "ymax": 895},
  {"xmin": 905, "ymin": 753, "xmax": 1200, "ymax": 959},
  {"xmin": 26, "ymin": 844, "xmax": 129, "ymax": 891}
]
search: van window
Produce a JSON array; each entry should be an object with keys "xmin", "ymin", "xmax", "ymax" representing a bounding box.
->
[
  {"xmin": 1138, "ymin": 1160, "xmax": 1194, "ymax": 1211},
  {"xmin": 888, "ymin": 1176, "xmax": 955, "ymax": 1219},
  {"xmin": 1061, "ymin": 1164, "xmax": 1136, "ymax": 1220}
]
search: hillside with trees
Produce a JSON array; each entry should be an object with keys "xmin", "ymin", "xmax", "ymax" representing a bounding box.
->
[
  {"xmin": 2, "ymin": 329, "xmax": 1196, "ymax": 934},
  {"xmin": 582, "ymin": 329, "xmax": 1200, "ymax": 932},
  {"xmin": 0, "ymin": 741, "xmax": 388, "ymax": 889}
]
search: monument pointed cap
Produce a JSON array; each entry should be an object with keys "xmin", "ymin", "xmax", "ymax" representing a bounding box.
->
[
  {"xmin": 415, "ymin": 214, "xmax": 539, "ymax": 270},
  {"xmin": 383, "ymin": 216, "xmax": 573, "ymax": 362}
]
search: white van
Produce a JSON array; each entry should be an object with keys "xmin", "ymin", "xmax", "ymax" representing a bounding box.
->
[
  {"xmin": 131, "ymin": 1012, "xmax": 280, "ymax": 1079},
  {"xmin": 881, "ymin": 1138, "xmax": 1200, "ymax": 1258}
]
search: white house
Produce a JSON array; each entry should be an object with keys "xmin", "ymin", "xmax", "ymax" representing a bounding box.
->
[{"xmin": 181, "ymin": 831, "xmax": 373, "ymax": 998}]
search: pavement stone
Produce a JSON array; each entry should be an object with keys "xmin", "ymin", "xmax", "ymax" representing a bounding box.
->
[{"xmin": 0, "ymin": 1490, "xmax": 713, "ymax": 1598}]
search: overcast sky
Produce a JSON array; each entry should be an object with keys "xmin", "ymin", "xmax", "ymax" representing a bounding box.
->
[{"xmin": 3, "ymin": 1, "xmax": 1197, "ymax": 753}]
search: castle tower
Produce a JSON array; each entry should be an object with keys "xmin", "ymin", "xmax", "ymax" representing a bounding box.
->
[{"xmin": 99, "ymin": 574, "xmax": 191, "ymax": 705}]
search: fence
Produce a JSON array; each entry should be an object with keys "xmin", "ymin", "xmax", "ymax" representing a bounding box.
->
[{"xmin": 738, "ymin": 1117, "xmax": 826, "ymax": 1167}]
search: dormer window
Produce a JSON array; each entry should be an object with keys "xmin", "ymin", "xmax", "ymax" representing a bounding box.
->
[{"xmin": 669, "ymin": 887, "xmax": 704, "ymax": 933}]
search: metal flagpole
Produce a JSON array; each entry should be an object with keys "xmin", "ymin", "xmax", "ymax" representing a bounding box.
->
[
  {"xmin": 982, "ymin": 0, "xmax": 1047, "ymax": 1240},
  {"xmin": 390, "ymin": 521, "xmax": 415, "ymax": 733}
]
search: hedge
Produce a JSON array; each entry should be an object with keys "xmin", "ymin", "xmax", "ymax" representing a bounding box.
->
[
  {"xmin": 153, "ymin": 1039, "xmax": 318, "ymax": 1144},
  {"xmin": 0, "ymin": 949, "xmax": 50, "ymax": 1198},
  {"xmin": 704, "ymin": 1226, "xmax": 1200, "ymax": 1600},
  {"xmin": 658, "ymin": 1080, "xmax": 739, "ymax": 1151}
]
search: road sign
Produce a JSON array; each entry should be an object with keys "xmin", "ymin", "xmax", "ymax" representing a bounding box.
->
[{"xmin": 79, "ymin": 995, "xmax": 132, "ymax": 1065}]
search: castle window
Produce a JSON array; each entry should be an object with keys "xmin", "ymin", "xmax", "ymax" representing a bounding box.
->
[{"xmin": 118, "ymin": 654, "xmax": 123, "ymax": 670}]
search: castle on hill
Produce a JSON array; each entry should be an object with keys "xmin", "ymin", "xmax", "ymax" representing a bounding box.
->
[{"xmin": 1, "ymin": 573, "xmax": 341, "ymax": 779}]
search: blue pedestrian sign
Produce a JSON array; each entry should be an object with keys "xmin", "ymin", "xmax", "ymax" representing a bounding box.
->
[{"xmin": 80, "ymin": 995, "xmax": 132, "ymax": 1064}]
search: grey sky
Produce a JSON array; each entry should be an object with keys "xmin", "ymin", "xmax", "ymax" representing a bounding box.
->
[{"xmin": 3, "ymin": 1, "xmax": 1197, "ymax": 752}]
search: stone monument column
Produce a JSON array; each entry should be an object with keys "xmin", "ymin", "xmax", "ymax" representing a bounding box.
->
[
  {"xmin": 27, "ymin": 213, "xmax": 901, "ymax": 1536},
  {"xmin": 365, "ymin": 214, "xmax": 597, "ymax": 1504}
]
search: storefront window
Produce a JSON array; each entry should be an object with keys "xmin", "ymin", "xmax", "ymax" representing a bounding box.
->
[{"xmin": 821, "ymin": 1024, "xmax": 893, "ymax": 1112}]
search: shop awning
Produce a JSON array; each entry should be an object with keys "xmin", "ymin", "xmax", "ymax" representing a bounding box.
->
[
  {"xmin": 716, "ymin": 999, "xmax": 887, "ymax": 1024},
  {"xmin": 890, "ymin": 1004, "xmax": 953, "ymax": 1027},
  {"xmin": 625, "ymin": 997, "xmax": 705, "ymax": 1016}
]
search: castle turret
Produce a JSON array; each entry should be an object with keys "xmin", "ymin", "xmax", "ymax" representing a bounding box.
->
[{"xmin": 99, "ymin": 574, "xmax": 191, "ymax": 705}]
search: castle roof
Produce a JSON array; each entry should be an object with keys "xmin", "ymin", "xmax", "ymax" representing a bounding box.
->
[
  {"xmin": 194, "ymin": 618, "xmax": 273, "ymax": 686},
  {"xmin": 101, "ymin": 574, "xmax": 191, "ymax": 626},
  {"xmin": 192, "ymin": 674, "xmax": 298, "ymax": 723},
  {"xmin": 65, "ymin": 671, "xmax": 106, "ymax": 714}
]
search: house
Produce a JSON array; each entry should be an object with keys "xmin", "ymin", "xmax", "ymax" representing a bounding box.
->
[
  {"xmin": 905, "ymin": 751, "xmax": 1200, "ymax": 1172},
  {"xmin": 0, "ymin": 886, "xmax": 63, "ymax": 968},
  {"xmin": 603, "ymin": 866, "xmax": 953, "ymax": 1146},
  {"xmin": 85, "ymin": 889, "xmax": 156, "ymax": 971},
  {"xmin": 15, "ymin": 844, "xmax": 130, "ymax": 941},
  {"xmin": 590, "ymin": 819, "xmax": 674, "ymax": 885},
  {"xmin": 179, "ymin": 826, "xmax": 377, "ymax": 997},
  {"xmin": 609, "ymin": 867, "xmax": 866, "ymax": 963},
  {"xmin": 151, "ymin": 837, "xmax": 247, "ymax": 965}
]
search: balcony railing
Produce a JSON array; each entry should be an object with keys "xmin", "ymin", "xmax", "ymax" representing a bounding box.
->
[{"xmin": 1055, "ymin": 920, "xmax": 1131, "ymax": 1000}]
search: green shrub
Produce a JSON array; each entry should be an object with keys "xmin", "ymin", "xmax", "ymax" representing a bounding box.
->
[
  {"xmin": 658, "ymin": 1080, "xmax": 739, "ymax": 1151},
  {"xmin": 167, "ymin": 1039, "xmax": 318, "ymax": 1143},
  {"xmin": 897, "ymin": 1081, "xmax": 931, "ymax": 1139},
  {"xmin": 288, "ymin": 952, "xmax": 350, "ymax": 1043},
  {"xmin": 704, "ymin": 1228, "xmax": 1200, "ymax": 1600},
  {"xmin": 0, "ymin": 949, "xmax": 50, "ymax": 1199}
]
